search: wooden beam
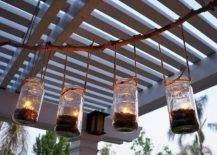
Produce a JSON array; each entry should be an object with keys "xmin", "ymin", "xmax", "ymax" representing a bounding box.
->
[
  {"xmin": 0, "ymin": 0, "xmax": 68, "ymax": 88},
  {"xmin": 0, "ymin": 88, "xmax": 141, "ymax": 143},
  {"xmin": 138, "ymin": 53, "xmax": 217, "ymax": 115},
  {"xmin": 27, "ymin": 0, "xmax": 102, "ymax": 81}
]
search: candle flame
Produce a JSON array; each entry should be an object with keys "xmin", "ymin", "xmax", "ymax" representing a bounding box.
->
[
  {"xmin": 72, "ymin": 111, "xmax": 79, "ymax": 117},
  {"xmin": 122, "ymin": 107, "xmax": 132, "ymax": 114},
  {"xmin": 23, "ymin": 100, "xmax": 33, "ymax": 110},
  {"xmin": 180, "ymin": 102, "xmax": 191, "ymax": 110}
]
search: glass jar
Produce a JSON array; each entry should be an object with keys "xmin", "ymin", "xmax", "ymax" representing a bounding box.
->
[
  {"xmin": 55, "ymin": 86, "xmax": 84, "ymax": 138},
  {"xmin": 165, "ymin": 75, "xmax": 199, "ymax": 134},
  {"xmin": 13, "ymin": 77, "xmax": 44, "ymax": 125},
  {"xmin": 112, "ymin": 78, "xmax": 138, "ymax": 132}
]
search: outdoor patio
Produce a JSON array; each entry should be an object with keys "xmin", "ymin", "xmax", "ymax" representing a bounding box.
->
[{"xmin": 0, "ymin": 0, "xmax": 217, "ymax": 155}]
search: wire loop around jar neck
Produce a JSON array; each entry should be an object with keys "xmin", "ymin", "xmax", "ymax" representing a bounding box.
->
[{"xmin": 61, "ymin": 86, "xmax": 85, "ymax": 96}]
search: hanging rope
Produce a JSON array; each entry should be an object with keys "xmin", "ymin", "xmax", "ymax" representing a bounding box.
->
[
  {"xmin": 39, "ymin": 43, "xmax": 51, "ymax": 81},
  {"xmin": 133, "ymin": 42, "xmax": 138, "ymax": 80},
  {"xmin": 31, "ymin": 51, "xmax": 40, "ymax": 76},
  {"xmin": 180, "ymin": 24, "xmax": 192, "ymax": 82},
  {"xmin": 1, "ymin": 1, "xmax": 216, "ymax": 53},
  {"xmin": 23, "ymin": 0, "xmax": 40, "ymax": 44},
  {"xmin": 113, "ymin": 45, "xmax": 117, "ymax": 87},
  {"xmin": 40, "ymin": 44, "xmax": 47, "ymax": 80},
  {"xmin": 61, "ymin": 51, "xmax": 68, "ymax": 91},
  {"xmin": 84, "ymin": 42, "xmax": 94, "ymax": 90},
  {"xmin": 158, "ymin": 43, "xmax": 166, "ymax": 82}
]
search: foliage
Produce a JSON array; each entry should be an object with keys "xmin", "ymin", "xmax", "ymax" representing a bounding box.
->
[
  {"xmin": 0, "ymin": 122, "xmax": 28, "ymax": 155},
  {"xmin": 33, "ymin": 130, "xmax": 69, "ymax": 155},
  {"xmin": 131, "ymin": 131, "xmax": 153, "ymax": 155},
  {"xmin": 157, "ymin": 146, "xmax": 173, "ymax": 155},
  {"xmin": 99, "ymin": 143, "xmax": 113, "ymax": 155}
]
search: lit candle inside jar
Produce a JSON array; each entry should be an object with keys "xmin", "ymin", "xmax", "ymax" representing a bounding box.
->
[
  {"xmin": 113, "ymin": 104, "xmax": 138, "ymax": 132},
  {"xmin": 180, "ymin": 102, "xmax": 192, "ymax": 110},
  {"xmin": 13, "ymin": 99, "xmax": 38, "ymax": 124},
  {"xmin": 72, "ymin": 110, "xmax": 79, "ymax": 117},
  {"xmin": 22, "ymin": 100, "xmax": 33, "ymax": 110},
  {"xmin": 121, "ymin": 107, "xmax": 133, "ymax": 114}
]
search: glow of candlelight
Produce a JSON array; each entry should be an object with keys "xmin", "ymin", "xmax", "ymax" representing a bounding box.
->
[
  {"xmin": 180, "ymin": 102, "xmax": 191, "ymax": 110},
  {"xmin": 122, "ymin": 107, "xmax": 132, "ymax": 114},
  {"xmin": 23, "ymin": 100, "xmax": 33, "ymax": 110},
  {"xmin": 72, "ymin": 111, "xmax": 79, "ymax": 117}
]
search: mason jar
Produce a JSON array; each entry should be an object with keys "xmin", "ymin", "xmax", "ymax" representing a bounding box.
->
[
  {"xmin": 165, "ymin": 75, "xmax": 199, "ymax": 134},
  {"xmin": 112, "ymin": 78, "xmax": 138, "ymax": 132},
  {"xmin": 55, "ymin": 85, "xmax": 84, "ymax": 138},
  {"xmin": 13, "ymin": 77, "xmax": 44, "ymax": 125}
]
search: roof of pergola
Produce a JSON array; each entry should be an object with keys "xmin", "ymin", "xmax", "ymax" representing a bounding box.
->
[{"xmin": 0, "ymin": 0, "xmax": 217, "ymax": 116}]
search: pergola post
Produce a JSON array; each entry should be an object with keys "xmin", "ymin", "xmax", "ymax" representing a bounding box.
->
[{"xmin": 69, "ymin": 136, "xmax": 98, "ymax": 155}]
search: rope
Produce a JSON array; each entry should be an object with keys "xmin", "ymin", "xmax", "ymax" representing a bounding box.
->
[
  {"xmin": 61, "ymin": 52, "xmax": 68, "ymax": 91},
  {"xmin": 32, "ymin": 51, "xmax": 39, "ymax": 77},
  {"xmin": 181, "ymin": 24, "xmax": 191, "ymax": 82},
  {"xmin": 40, "ymin": 45, "xmax": 47, "ymax": 80},
  {"xmin": 2, "ymin": 1, "xmax": 216, "ymax": 52},
  {"xmin": 42, "ymin": 47, "xmax": 51, "ymax": 81},
  {"xmin": 84, "ymin": 41, "xmax": 94, "ymax": 90},
  {"xmin": 113, "ymin": 45, "xmax": 117, "ymax": 87},
  {"xmin": 158, "ymin": 43, "xmax": 166, "ymax": 82},
  {"xmin": 23, "ymin": 0, "xmax": 40, "ymax": 43},
  {"xmin": 133, "ymin": 42, "xmax": 138, "ymax": 80}
]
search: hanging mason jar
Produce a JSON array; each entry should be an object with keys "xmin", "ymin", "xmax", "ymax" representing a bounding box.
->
[
  {"xmin": 112, "ymin": 78, "xmax": 138, "ymax": 132},
  {"xmin": 165, "ymin": 75, "xmax": 199, "ymax": 134},
  {"xmin": 55, "ymin": 85, "xmax": 84, "ymax": 138},
  {"xmin": 13, "ymin": 77, "xmax": 44, "ymax": 125}
]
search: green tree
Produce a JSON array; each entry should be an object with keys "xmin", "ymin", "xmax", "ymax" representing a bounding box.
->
[
  {"xmin": 0, "ymin": 122, "xmax": 28, "ymax": 155},
  {"xmin": 33, "ymin": 130, "xmax": 69, "ymax": 155},
  {"xmin": 99, "ymin": 143, "xmax": 112, "ymax": 155},
  {"xmin": 168, "ymin": 96, "xmax": 217, "ymax": 155},
  {"xmin": 157, "ymin": 146, "xmax": 173, "ymax": 155},
  {"xmin": 131, "ymin": 131, "xmax": 153, "ymax": 155}
]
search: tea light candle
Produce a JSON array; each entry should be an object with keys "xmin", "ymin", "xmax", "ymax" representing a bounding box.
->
[
  {"xmin": 13, "ymin": 100, "xmax": 38, "ymax": 124},
  {"xmin": 23, "ymin": 100, "xmax": 33, "ymax": 110},
  {"xmin": 180, "ymin": 102, "xmax": 192, "ymax": 110},
  {"xmin": 122, "ymin": 107, "xmax": 132, "ymax": 114}
]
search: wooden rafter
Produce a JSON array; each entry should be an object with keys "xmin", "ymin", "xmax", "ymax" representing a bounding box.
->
[
  {"xmin": 1, "ymin": 0, "xmax": 217, "ymax": 53},
  {"xmin": 0, "ymin": 0, "xmax": 68, "ymax": 88}
]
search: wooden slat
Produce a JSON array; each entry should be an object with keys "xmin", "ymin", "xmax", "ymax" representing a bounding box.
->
[
  {"xmin": 75, "ymin": 28, "xmax": 168, "ymax": 79},
  {"xmin": 67, "ymin": 39, "xmax": 153, "ymax": 87},
  {"xmin": 52, "ymin": 55, "xmax": 116, "ymax": 90},
  {"xmin": 195, "ymin": 0, "xmax": 217, "ymax": 18},
  {"xmin": 0, "ymin": 47, "xmax": 14, "ymax": 56},
  {"xmin": 97, "ymin": 1, "xmax": 200, "ymax": 63},
  {"xmin": 121, "ymin": 0, "xmax": 214, "ymax": 56},
  {"xmin": 1, "ymin": 9, "xmax": 30, "ymax": 27},
  {"xmin": 85, "ymin": 15, "xmax": 184, "ymax": 70},
  {"xmin": 159, "ymin": 0, "xmax": 217, "ymax": 50},
  {"xmin": 0, "ymin": 0, "xmax": 68, "ymax": 88},
  {"xmin": 45, "ymin": 66, "xmax": 113, "ymax": 97},
  {"xmin": 43, "ymin": 75, "xmax": 112, "ymax": 106},
  {"xmin": 0, "ymin": 23, "xmax": 25, "ymax": 38},
  {"xmin": 2, "ymin": 0, "xmax": 36, "ymax": 14},
  {"xmin": 27, "ymin": 0, "xmax": 102, "ymax": 86}
]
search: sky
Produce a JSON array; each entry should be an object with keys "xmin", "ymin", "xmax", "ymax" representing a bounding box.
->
[{"xmin": 26, "ymin": 84, "xmax": 217, "ymax": 155}]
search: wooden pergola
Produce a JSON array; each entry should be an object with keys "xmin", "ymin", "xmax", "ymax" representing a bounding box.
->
[{"xmin": 0, "ymin": 0, "xmax": 217, "ymax": 154}]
